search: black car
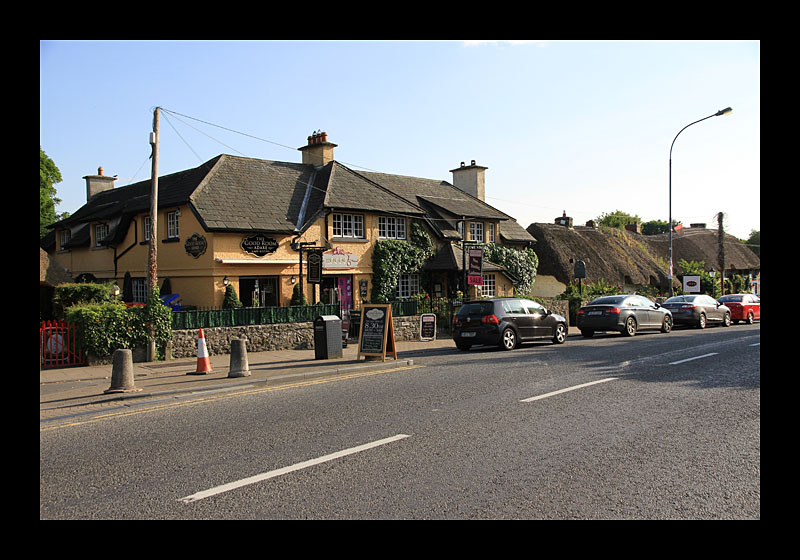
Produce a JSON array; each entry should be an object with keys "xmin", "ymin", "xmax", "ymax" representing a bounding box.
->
[
  {"xmin": 452, "ymin": 298, "xmax": 568, "ymax": 351},
  {"xmin": 661, "ymin": 294, "xmax": 731, "ymax": 328},
  {"xmin": 577, "ymin": 294, "xmax": 673, "ymax": 337}
]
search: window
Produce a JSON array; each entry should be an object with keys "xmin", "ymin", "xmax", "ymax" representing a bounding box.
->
[
  {"xmin": 502, "ymin": 299, "xmax": 526, "ymax": 314},
  {"xmin": 470, "ymin": 221, "xmax": 484, "ymax": 242},
  {"xmin": 522, "ymin": 299, "xmax": 545, "ymax": 314},
  {"xmin": 144, "ymin": 216, "xmax": 152, "ymax": 241},
  {"xmin": 132, "ymin": 278, "xmax": 147, "ymax": 303},
  {"xmin": 59, "ymin": 229, "xmax": 71, "ymax": 251},
  {"xmin": 94, "ymin": 223, "xmax": 108, "ymax": 247},
  {"xmin": 379, "ymin": 216, "xmax": 406, "ymax": 239},
  {"xmin": 167, "ymin": 211, "xmax": 179, "ymax": 239},
  {"xmin": 487, "ymin": 223, "xmax": 495, "ymax": 243},
  {"xmin": 333, "ymin": 213, "xmax": 364, "ymax": 238},
  {"xmin": 397, "ymin": 274, "xmax": 420, "ymax": 298},
  {"xmin": 480, "ymin": 273, "xmax": 496, "ymax": 297}
]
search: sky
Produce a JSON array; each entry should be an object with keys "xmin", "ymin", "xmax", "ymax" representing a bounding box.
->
[{"xmin": 40, "ymin": 40, "xmax": 760, "ymax": 240}]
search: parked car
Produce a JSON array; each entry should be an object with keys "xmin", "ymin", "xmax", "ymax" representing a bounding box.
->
[
  {"xmin": 718, "ymin": 293, "xmax": 760, "ymax": 324},
  {"xmin": 662, "ymin": 294, "xmax": 731, "ymax": 328},
  {"xmin": 452, "ymin": 298, "xmax": 568, "ymax": 350},
  {"xmin": 577, "ymin": 294, "xmax": 673, "ymax": 337}
]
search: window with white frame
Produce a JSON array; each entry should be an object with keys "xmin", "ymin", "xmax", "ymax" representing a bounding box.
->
[
  {"xmin": 167, "ymin": 211, "xmax": 179, "ymax": 239},
  {"xmin": 144, "ymin": 216, "xmax": 152, "ymax": 241},
  {"xmin": 132, "ymin": 278, "xmax": 147, "ymax": 303},
  {"xmin": 470, "ymin": 221, "xmax": 484, "ymax": 242},
  {"xmin": 94, "ymin": 223, "xmax": 109, "ymax": 247},
  {"xmin": 397, "ymin": 274, "xmax": 420, "ymax": 298},
  {"xmin": 333, "ymin": 213, "xmax": 365, "ymax": 238},
  {"xmin": 378, "ymin": 216, "xmax": 406, "ymax": 239},
  {"xmin": 487, "ymin": 223, "xmax": 495, "ymax": 243},
  {"xmin": 480, "ymin": 273, "xmax": 496, "ymax": 297}
]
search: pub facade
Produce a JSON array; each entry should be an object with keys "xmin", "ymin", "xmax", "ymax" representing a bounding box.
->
[{"xmin": 44, "ymin": 133, "xmax": 535, "ymax": 311}]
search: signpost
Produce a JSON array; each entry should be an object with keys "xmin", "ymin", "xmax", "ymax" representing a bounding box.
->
[
  {"xmin": 357, "ymin": 304, "xmax": 397, "ymax": 361},
  {"xmin": 467, "ymin": 247, "xmax": 483, "ymax": 286}
]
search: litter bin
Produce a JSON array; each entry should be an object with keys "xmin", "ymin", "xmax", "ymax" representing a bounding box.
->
[{"xmin": 314, "ymin": 315, "xmax": 343, "ymax": 360}]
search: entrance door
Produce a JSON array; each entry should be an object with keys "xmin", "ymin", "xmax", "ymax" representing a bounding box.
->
[{"xmin": 240, "ymin": 276, "xmax": 279, "ymax": 307}]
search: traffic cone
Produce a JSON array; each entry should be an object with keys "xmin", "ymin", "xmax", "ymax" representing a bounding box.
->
[{"xmin": 187, "ymin": 328, "xmax": 212, "ymax": 375}]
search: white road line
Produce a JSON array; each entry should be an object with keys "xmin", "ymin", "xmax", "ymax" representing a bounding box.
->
[
  {"xmin": 669, "ymin": 353, "xmax": 718, "ymax": 365},
  {"xmin": 178, "ymin": 434, "xmax": 410, "ymax": 504},
  {"xmin": 521, "ymin": 378, "xmax": 618, "ymax": 402}
]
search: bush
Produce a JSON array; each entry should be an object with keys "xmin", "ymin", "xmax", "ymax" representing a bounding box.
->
[
  {"xmin": 53, "ymin": 282, "xmax": 114, "ymax": 319},
  {"xmin": 64, "ymin": 287, "xmax": 173, "ymax": 360},
  {"xmin": 222, "ymin": 284, "xmax": 243, "ymax": 308}
]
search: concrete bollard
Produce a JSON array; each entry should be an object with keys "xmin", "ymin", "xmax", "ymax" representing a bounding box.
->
[
  {"xmin": 227, "ymin": 338, "xmax": 251, "ymax": 378},
  {"xmin": 104, "ymin": 349, "xmax": 143, "ymax": 393}
]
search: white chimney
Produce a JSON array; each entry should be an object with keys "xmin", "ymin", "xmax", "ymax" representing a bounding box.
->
[
  {"xmin": 450, "ymin": 160, "xmax": 487, "ymax": 201},
  {"xmin": 84, "ymin": 166, "xmax": 117, "ymax": 201}
]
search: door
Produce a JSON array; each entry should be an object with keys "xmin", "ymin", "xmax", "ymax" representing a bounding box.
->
[
  {"xmin": 502, "ymin": 299, "xmax": 535, "ymax": 339},
  {"xmin": 522, "ymin": 299, "xmax": 551, "ymax": 337}
]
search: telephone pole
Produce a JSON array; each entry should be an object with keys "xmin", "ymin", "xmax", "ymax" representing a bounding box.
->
[{"xmin": 147, "ymin": 107, "xmax": 160, "ymax": 361}]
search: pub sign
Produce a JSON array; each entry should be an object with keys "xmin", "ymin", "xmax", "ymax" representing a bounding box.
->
[{"xmin": 241, "ymin": 234, "xmax": 279, "ymax": 257}]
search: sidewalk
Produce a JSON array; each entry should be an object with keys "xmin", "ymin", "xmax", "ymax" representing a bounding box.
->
[
  {"xmin": 40, "ymin": 337, "xmax": 458, "ymax": 416},
  {"xmin": 40, "ymin": 327, "xmax": 582, "ymax": 420}
]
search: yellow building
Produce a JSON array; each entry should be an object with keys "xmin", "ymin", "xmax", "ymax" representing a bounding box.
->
[{"xmin": 44, "ymin": 133, "xmax": 535, "ymax": 310}]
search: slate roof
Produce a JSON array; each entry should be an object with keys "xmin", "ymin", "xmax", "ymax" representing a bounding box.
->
[{"xmin": 48, "ymin": 154, "xmax": 535, "ymax": 247}]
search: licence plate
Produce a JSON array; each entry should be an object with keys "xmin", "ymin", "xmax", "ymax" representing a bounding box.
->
[
  {"xmin": 461, "ymin": 332, "xmax": 476, "ymax": 337},
  {"xmin": 588, "ymin": 311, "xmax": 602, "ymax": 316}
]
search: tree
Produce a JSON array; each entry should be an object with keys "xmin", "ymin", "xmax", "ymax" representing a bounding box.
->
[
  {"xmin": 596, "ymin": 210, "xmax": 641, "ymax": 230},
  {"xmin": 745, "ymin": 230, "xmax": 760, "ymax": 258},
  {"xmin": 40, "ymin": 148, "xmax": 68, "ymax": 238}
]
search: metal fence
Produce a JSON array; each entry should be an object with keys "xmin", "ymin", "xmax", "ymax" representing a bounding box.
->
[{"xmin": 40, "ymin": 320, "xmax": 86, "ymax": 369}]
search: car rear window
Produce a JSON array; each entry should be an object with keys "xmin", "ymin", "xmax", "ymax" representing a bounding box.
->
[
  {"xmin": 719, "ymin": 295, "xmax": 743, "ymax": 302},
  {"xmin": 457, "ymin": 302, "xmax": 495, "ymax": 317}
]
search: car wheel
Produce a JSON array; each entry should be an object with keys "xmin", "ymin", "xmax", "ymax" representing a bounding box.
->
[
  {"xmin": 580, "ymin": 330, "xmax": 594, "ymax": 338},
  {"xmin": 746, "ymin": 312, "xmax": 754, "ymax": 325},
  {"xmin": 622, "ymin": 316, "xmax": 637, "ymax": 337},
  {"xmin": 723, "ymin": 313, "xmax": 731, "ymax": 327},
  {"xmin": 553, "ymin": 323, "xmax": 567, "ymax": 344},
  {"xmin": 661, "ymin": 315, "xmax": 673, "ymax": 333},
  {"xmin": 697, "ymin": 313, "xmax": 707, "ymax": 329},
  {"xmin": 500, "ymin": 328, "xmax": 517, "ymax": 350}
]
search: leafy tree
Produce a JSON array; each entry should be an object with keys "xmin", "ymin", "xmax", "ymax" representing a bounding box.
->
[
  {"xmin": 745, "ymin": 230, "xmax": 760, "ymax": 258},
  {"xmin": 40, "ymin": 147, "xmax": 69, "ymax": 238},
  {"xmin": 596, "ymin": 210, "xmax": 641, "ymax": 230}
]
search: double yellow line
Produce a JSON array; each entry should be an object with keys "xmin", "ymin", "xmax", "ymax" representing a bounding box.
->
[{"xmin": 40, "ymin": 364, "xmax": 424, "ymax": 432}]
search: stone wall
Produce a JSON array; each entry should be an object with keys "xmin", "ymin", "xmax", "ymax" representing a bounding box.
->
[{"xmin": 168, "ymin": 315, "xmax": 422, "ymax": 358}]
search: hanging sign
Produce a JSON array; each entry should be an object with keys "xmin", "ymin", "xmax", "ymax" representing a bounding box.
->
[
  {"xmin": 184, "ymin": 233, "xmax": 207, "ymax": 258},
  {"xmin": 357, "ymin": 304, "xmax": 397, "ymax": 361},
  {"xmin": 683, "ymin": 275, "xmax": 701, "ymax": 293},
  {"xmin": 467, "ymin": 247, "xmax": 483, "ymax": 286},
  {"xmin": 241, "ymin": 234, "xmax": 279, "ymax": 257},
  {"xmin": 307, "ymin": 249, "xmax": 323, "ymax": 284}
]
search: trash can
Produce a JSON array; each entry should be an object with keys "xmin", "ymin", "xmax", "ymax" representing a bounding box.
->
[{"xmin": 314, "ymin": 315, "xmax": 343, "ymax": 360}]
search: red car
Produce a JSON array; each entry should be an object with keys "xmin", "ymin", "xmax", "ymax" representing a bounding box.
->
[{"xmin": 718, "ymin": 294, "xmax": 760, "ymax": 324}]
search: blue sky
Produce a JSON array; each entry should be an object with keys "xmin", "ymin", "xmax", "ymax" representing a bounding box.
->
[{"xmin": 40, "ymin": 40, "xmax": 759, "ymax": 239}]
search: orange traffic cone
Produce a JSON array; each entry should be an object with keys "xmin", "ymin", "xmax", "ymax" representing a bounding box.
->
[{"xmin": 187, "ymin": 328, "xmax": 212, "ymax": 375}]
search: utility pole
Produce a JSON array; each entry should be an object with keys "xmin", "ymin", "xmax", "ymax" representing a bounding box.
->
[
  {"xmin": 147, "ymin": 107, "xmax": 160, "ymax": 361},
  {"xmin": 717, "ymin": 211, "xmax": 725, "ymax": 297}
]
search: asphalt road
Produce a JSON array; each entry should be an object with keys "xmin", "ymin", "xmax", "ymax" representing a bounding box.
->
[{"xmin": 40, "ymin": 323, "xmax": 760, "ymax": 519}]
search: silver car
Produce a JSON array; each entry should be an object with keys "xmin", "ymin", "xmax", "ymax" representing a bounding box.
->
[{"xmin": 662, "ymin": 294, "xmax": 731, "ymax": 328}]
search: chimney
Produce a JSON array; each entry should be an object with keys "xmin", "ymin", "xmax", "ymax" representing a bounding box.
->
[
  {"xmin": 84, "ymin": 166, "xmax": 117, "ymax": 201},
  {"xmin": 450, "ymin": 160, "xmax": 487, "ymax": 201},
  {"xmin": 298, "ymin": 131, "xmax": 337, "ymax": 166},
  {"xmin": 555, "ymin": 211, "xmax": 573, "ymax": 229}
]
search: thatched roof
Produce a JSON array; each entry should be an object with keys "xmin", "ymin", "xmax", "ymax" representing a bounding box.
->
[
  {"xmin": 641, "ymin": 227, "xmax": 760, "ymax": 274},
  {"xmin": 40, "ymin": 248, "xmax": 72, "ymax": 286},
  {"xmin": 526, "ymin": 223, "xmax": 672, "ymax": 290}
]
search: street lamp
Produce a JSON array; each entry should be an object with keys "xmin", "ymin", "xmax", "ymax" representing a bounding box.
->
[{"xmin": 668, "ymin": 107, "xmax": 732, "ymax": 296}]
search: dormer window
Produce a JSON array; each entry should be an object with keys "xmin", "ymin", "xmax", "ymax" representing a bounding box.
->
[
  {"xmin": 59, "ymin": 229, "xmax": 71, "ymax": 251},
  {"xmin": 94, "ymin": 223, "xmax": 109, "ymax": 247}
]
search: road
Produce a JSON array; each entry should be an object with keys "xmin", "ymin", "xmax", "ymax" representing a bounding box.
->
[{"xmin": 40, "ymin": 323, "xmax": 760, "ymax": 519}]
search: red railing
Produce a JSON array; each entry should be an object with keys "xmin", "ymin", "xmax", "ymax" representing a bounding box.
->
[{"xmin": 40, "ymin": 320, "xmax": 86, "ymax": 369}]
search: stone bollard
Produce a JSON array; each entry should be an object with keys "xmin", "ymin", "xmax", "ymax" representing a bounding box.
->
[
  {"xmin": 104, "ymin": 349, "xmax": 143, "ymax": 394},
  {"xmin": 228, "ymin": 338, "xmax": 251, "ymax": 378}
]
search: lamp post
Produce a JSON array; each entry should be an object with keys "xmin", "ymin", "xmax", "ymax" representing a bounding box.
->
[{"xmin": 668, "ymin": 107, "xmax": 732, "ymax": 296}]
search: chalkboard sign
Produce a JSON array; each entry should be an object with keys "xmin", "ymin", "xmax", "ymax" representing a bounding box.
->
[
  {"xmin": 419, "ymin": 313, "xmax": 436, "ymax": 341},
  {"xmin": 357, "ymin": 304, "xmax": 397, "ymax": 361}
]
